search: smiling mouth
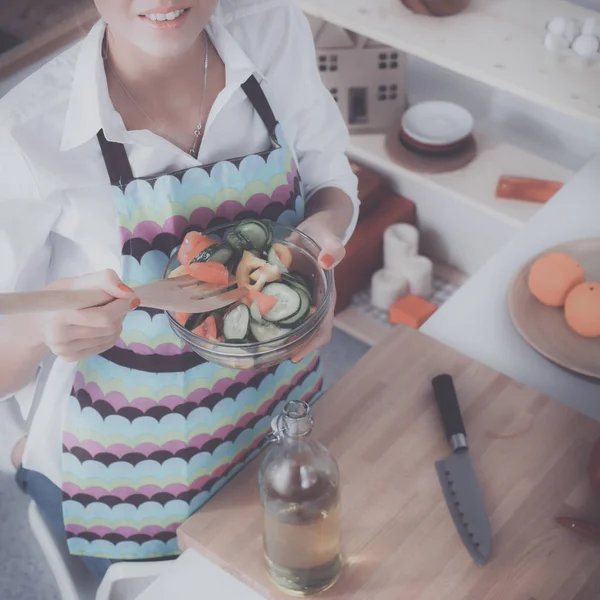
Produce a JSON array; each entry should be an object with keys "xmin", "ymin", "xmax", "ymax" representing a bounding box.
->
[{"xmin": 140, "ymin": 7, "xmax": 190, "ymax": 23}]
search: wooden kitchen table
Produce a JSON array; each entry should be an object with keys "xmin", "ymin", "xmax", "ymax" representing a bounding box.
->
[{"xmin": 178, "ymin": 326, "xmax": 600, "ymax": 600}]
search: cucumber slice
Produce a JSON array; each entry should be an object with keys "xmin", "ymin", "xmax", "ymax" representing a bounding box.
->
[
  {"xmin": 261, "ymin": 283, "xmax": 301, "ymax": 323},
  {"xmin": 267, "ymin": 246, "xmax": 289, "ymax": 273},
  {"xmin": 282, "ymin": 272, "xmax": 312, "ymax": 294},
  {"xmin": 209, "ymin": 244, "xmax": 234, "ymax": 265},
  {"xmin": 227, "ymin": 230, "xmax": 253, "ymax": 252},
  {"xmin": 223, "ymin": 304, "xmax": 250, "ymax": 341},
  {"xmin": 249, "ymin": 319, "xmax": 286, "ymax": 343},
  {"xmin": 249, "ymin": 301, "xmax": 264, "ymax": 323},
  {"xmin": 277, "ymin": 286, "xmax": 311, "ymax": 328},
  {"xmin": 234, "ymin": 220, "xmax": 271, "ymax": 252},
  {"xmin": 191, "ymin": 243, "xmax": 234, "ymax": 265}
]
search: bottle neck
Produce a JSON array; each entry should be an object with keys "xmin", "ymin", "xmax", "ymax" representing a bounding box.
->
[{"xmin": 279, "ymin": 401, "xmax": 313, "ymax": 439}]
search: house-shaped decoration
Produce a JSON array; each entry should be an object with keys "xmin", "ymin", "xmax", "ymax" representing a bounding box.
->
[{"xmin": 308, "ymin": 17, "xmax": 407, "ymax": 134}]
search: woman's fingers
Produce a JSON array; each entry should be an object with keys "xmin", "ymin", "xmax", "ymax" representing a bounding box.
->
[
  {"xmin": 297, "ymin": 215, "xmax": 346, "ymax": 270},
  {"xmin": 71, "ymin": 269, "xmax": 134, "ymax": 299},
  {"xmin": 42, "ymin": 297, "xmax": 137, "ymax": 361},
  {"xmin": 67, "ymin": 297, "xmax": 136, "ymax": 329},
  {"xmin": 318, "ymin": 240, "xmax": 345, "ymax": 271},
  {"xmin": 33, "ymin": 269, "xmax": 138, "ymax": 362},
  {"xmin": 52, "ymin": 333, "xmax": 122, "ymax": 363}
]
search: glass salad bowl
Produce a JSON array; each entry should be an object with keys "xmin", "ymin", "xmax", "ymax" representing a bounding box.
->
[{"xmin": 162, "ymin": 220, "xmax": 333, "ymax": 370}]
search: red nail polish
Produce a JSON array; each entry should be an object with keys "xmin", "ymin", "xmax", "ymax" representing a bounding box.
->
[
  {"xmin": 119, "ymin": 283, "xmax": 134, "ymax": 294},
  {"xmin": 130, "ymin": 298, "xmax": 141, "ymax": 310},
  {"xmin": 321, "ymin": 254, "xmax": 336, "ymax": 269}
]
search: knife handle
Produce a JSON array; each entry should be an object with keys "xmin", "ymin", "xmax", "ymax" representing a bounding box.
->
[{"xmin": 432, "ymin": 374, "xmax": 467, "ymax": 451}]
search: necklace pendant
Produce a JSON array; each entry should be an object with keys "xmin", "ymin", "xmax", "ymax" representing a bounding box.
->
[{"xmin": 194, "ymin": 123, "xmax": 203, "ymax": 138}]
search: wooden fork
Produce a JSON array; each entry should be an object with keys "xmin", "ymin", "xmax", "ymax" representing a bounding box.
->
[{"xmin": 0, "ymin": 275, "xmax": 247, "ymax": 315}]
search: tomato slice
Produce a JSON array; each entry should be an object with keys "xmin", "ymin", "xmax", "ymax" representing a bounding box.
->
[
  {"xmin": 187, "ymin": 261, "xmax": 230, "ymax": 285},
  {"xmin": 247, "ymin": 289, "xmax": 278, "ymax": 316},
  {"xmin": 174, "ymin": 312, "xmax": 191, "ymax": 327},
  {"xmin": 178, "ymin": 232, "xmax": 217, "ymax": 267},
  {"xmin": 192, "ymin": 314, "xmax": 218, "ymax": 340}
]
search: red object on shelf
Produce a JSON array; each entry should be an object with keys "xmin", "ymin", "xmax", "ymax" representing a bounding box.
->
[
  {"xmin": 495, "ymin": 175, "xmax": 563, "ymax": 204},
  {"xmin": 335, "ymin": 170, "xmax": 417, "ymax": 314},
  {"xmin": 351, "ymin": 161, "xmax": 382, "ymax": 220},
  {"xmin": 389, "ymin": 294, "xmax": 437, "ymax": 328}
]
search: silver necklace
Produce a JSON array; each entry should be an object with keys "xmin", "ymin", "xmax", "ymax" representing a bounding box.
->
[{"xmin": 105, "ymin": 31, "xmax": 209, "ymax": 157}]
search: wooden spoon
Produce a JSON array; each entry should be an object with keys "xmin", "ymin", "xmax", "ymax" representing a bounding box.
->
[{"xmin": 0, "ymin": 275, "xmax": 247, "ymax": 314}]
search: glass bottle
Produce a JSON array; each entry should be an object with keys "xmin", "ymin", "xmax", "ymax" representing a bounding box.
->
[{"xmin": 259, "ymin": 401, "xmax": 341, "ymax": 596}]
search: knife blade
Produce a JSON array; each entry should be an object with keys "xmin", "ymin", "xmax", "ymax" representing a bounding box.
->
[{"xmin": 432, "ymin": 374, "xmax": 492, "ymax": 565}]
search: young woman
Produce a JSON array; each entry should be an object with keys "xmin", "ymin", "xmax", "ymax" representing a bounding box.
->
[{"xmin": 0, "ymin": 0, "xmax": 358, "ymax": 580}]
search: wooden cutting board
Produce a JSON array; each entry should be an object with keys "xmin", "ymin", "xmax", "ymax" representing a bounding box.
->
[{"xmin": 178, "ymin": 326, "xmax": 600, "ymax": 600}]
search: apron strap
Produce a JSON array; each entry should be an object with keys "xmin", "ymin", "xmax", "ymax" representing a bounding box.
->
[
  {"xmin": 97, "ymin": 75, "xmax": 278, "ymax": 187},
  {"xmin": 97, "ymin": 129, "xmax": 135, "ymax": 187},
  {"xmin": 241, "ymin": 75, "xmax": 278, "ymax": 135}
]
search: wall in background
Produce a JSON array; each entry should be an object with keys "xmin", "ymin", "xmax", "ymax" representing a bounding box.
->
[
  {"xmin": 0, "ymin": 42, "xmax": 74, "ymax": 98},
  {"xmin": 2, "ymin": 25, "xmax": 599, "ymax": 274}
]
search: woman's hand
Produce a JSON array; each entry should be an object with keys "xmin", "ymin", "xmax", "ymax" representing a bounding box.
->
[
  {"xmin": 291, "ymin": 213, "xmax": 346, "ymax": 363},
  {"xmin": 38, "ymin": 270, "xmax": 138, "ymax": 363}
]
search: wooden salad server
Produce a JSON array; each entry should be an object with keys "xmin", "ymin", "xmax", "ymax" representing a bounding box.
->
[{"xmin": 0, "ymin": 275, "xmax": 247, "ymax": 315}]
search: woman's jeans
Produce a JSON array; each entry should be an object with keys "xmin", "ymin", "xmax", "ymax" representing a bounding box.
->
[{"xmin": 15, "ymin": 466, "xmax": 175, "ymax": 581}]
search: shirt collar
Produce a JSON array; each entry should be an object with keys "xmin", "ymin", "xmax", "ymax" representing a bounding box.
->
[{"xmin": 60, "ymin": 16, "xmax": 267, "ymax": 153}]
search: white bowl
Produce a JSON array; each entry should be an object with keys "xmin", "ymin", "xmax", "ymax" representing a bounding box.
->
[{"xmin": 401, "ymin": 101, "xmax": 474, "ymax": 146}]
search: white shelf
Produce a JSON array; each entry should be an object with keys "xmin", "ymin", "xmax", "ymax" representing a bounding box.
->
[
  {"xmin": 334, "ymin": 261, "xmax": 467, "ymax": 346},
  {"xmin": 299, "ymin": 0, "xmax": 600, "ymax": 126},
  {"xmin": 347, "ymin": 131, "xmax": 573, "ymax": 227}
]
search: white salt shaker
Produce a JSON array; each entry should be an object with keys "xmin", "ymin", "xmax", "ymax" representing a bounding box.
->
[
  {"xmin": 370, "ymin": 269, "xmax": 409, "ymax": 311},
  {"xmin": 403, "ymin": 256, "xmax": 434, "ymax": 298},
  {"xmin": 383, "ymin": 224, "xmax": 419, "ymax": 272},
  {"xmin": 572, "ymin": 34, "xmax": 599, "ymax": 58},
  {"xmin": 582, "ymin": 17, "xmax": 599, "ymax": 37},
  {"xmin": 544, "ymin": 32, "xmax": 570, "ymax": 53}
]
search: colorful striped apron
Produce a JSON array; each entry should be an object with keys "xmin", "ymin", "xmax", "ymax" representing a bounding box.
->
[{"xmin": 61, "ymin": 76, "xmax": 324, "ymax": 560}]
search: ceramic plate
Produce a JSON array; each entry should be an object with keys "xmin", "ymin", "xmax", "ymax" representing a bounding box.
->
[
  {"xmin": 507, "ymin": 238, "xmax": 600, "ymax": 380},
  {"xmin": 398, "ymin": 127, "xmax": 470, "ymax": 153},
  {"xmin": 401, "ymin": 101, "xmax": 474, "ymax": 146}
]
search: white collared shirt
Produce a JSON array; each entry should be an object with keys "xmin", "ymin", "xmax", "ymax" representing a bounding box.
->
[{"xmin": 0, "ymin": 0, "xmax": 358, "ymax": 486}]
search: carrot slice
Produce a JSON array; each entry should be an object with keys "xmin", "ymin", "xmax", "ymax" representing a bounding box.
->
[
  {"xmin": 178, "ymin": 232, "xmax": 217, "ymax": 267},
  {"xmin": 192, "ymin": 314, "xmax": 218, "ymax": 340},
  {"xmin": 236, "ymin": 250, "xmax": 266, "ymax": 288},
  {"xmin": 272, "ymin": 243, "xmax": 293, "ymax": 269},
  {"xmin": 187, "ymin": 261, "xmax": 229, "ymax": 285},
  {"xmin": 174, "ymin": 312, "xmax": 191, "ymax": 327}
]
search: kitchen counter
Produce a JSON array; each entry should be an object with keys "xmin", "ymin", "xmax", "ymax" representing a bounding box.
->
[
  {"xmin": 421, "ymin": 155, "xmax": 600, "ymax": 421},
  {"xmin": 177, "ymin": 325, "xmax": 600, "ymax": 599}
]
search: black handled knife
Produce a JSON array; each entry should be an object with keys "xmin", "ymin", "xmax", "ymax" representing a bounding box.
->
[{"xmin": 432, "ymin": 374, "xmax": 492, "ymax": 565}]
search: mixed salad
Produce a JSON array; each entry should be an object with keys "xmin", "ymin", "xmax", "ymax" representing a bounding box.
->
[{"xmin": 169, "ymin": 219, "xmax": 317, "ymax": 344}]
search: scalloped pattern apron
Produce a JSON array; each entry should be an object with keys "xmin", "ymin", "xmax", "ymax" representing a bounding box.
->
[{"xmin": 61, "ymin": 76, "xmax": 324, "ymax": 560}]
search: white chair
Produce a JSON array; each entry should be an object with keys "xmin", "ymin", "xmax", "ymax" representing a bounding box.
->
[{"xmin": 28, "ymin": 501, "xmax": 172, "ymax": 600}]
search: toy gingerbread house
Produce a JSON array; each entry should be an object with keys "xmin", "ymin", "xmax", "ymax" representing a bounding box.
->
[{"xmin": 308, "ymin": 17, "xmax": 407, "ymax": 134}]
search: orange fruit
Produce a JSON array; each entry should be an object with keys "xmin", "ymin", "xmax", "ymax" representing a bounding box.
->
[
  {"xmin": 564, "ymin": 282, "xmax": 600, "ymax": 338},
  {"xmin": 527, "ymin": 252, "xmax": 584, "ymax": 307}
]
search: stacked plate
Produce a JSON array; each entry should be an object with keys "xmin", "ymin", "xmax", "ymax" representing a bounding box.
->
[{"xmin": 399, "ymin": 101, "xmax": 474, "ymax": 155}]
